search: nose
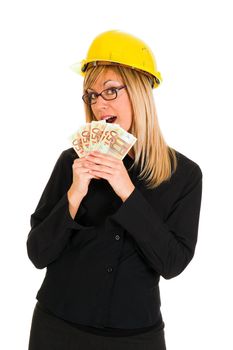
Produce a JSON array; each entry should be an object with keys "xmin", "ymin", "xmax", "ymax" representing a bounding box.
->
[
  {"xmin": 91, "ymin": 97, "xmax": 107, "ymax": 120},
  {"xmin": 92, "ymin": 95, "xmax": 109, "ymax": 114}
]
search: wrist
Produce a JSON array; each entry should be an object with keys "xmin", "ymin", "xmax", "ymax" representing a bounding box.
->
[
  {"xmin": 121, "ymin": 185, "xmax": 135, "ymax": 202},
  {"xmin": 67, "ymin": 186, "xmax": 85, "ymax": 203}
]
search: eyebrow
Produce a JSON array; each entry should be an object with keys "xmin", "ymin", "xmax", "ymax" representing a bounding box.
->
[
  {"xmin": 88, "ymin": 80, "xmax": 121, "ymax": 91},
  {"xmin": 103, "ymin": 79, "xmax": 117, "ymax": 85}
]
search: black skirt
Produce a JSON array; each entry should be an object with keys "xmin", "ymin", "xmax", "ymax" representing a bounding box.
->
[{"xmin": 28, "ymin": 302, "xmax": 167, "ymax": 350}]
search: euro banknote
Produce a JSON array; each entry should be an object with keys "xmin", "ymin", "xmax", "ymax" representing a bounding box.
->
[{"xmin": 69, "ymin": 120, "xmax": 137, "ymax": 160}]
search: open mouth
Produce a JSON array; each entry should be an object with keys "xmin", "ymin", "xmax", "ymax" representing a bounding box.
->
[{"xmin": 106, "ymin": 116, "xmax": 117, "ymax": 123}]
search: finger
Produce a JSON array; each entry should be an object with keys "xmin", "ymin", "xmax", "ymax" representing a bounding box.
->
[
  {"xmin": 89, "ymin": 151, "xmax": 119, "ymax": 162},
  {"xmin": 86, "ymin": 162, "xmax": 115, "ymax": 175},
  {"xmin": 73, "ymin": 160, "xmax": 92, "ymax": 168},
  {"xmin": 76, "ymin": 168, "xmax": 90, "ymax": 174},
  {"xmin": 89, "ymin": 170, "xmax": 109, "ymax": 180},
  {"xmin": 73, "ymin": 158, "xmax": 86, "ymax": 164},
  {"xmin": 72, "ymin": 161, "xmax": 91, "ymax": 172},
  {"xmin": 86, "ymin": 154, "xmax": 119, "ymax": 168},
  {"xmin": 82, "ymin": 160, "xmax": 101, "ymax": 169}
]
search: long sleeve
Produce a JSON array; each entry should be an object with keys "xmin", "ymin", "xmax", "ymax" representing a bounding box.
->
[
  {"xmin": 109, "ymin": 164, "xmax": 203, "ymax": 280},
  {"xmin": 26, "ymin": 150, "xmax": 91, "ymax": 269}
]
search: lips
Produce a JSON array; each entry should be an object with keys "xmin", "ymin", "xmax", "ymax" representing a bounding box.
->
[
  {"xmin": 100, "ymin": 115, "xmax": 117, "ymax": 123},
  {"xmin": 100, "ymin": 115, "xmax": 117, "ymax": 120}
]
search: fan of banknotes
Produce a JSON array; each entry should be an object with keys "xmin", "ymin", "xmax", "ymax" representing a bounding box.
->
[{"xmin": 69, "ymin": 120, "xmax": 137, "ymax": 160}]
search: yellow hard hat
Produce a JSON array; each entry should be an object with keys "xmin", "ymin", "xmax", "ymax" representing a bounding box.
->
[{"xmin": 70, "ymin": 30, "xmax": 162, "ymax": 89}]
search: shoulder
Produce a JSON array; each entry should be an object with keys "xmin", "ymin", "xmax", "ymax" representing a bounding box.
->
[
  {"xmin": 172, "ymin": 148, "xmax": 203, "ymax": 182},
  {"xmin": 59, "ymin": 147, "xmax": 79, "ymax": 162},
  {"xmin": 51, "ymin": 147, "xmax": 79, "ymax": 174},
  {"xmin": 61, "ymin": 147, "xmax": 79, "ymax": 159}
]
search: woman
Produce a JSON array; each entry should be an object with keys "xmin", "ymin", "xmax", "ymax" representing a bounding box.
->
[{"xmin": 27, "ymin": 30, "xmax": 203, "ymax": 350}]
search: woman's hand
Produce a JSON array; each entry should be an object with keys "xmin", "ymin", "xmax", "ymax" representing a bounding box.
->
[
  {"xmin": 84, "ymin": 150, "xmax": 135, "ymax": 202},
  {"xmin": 70, "ymin": 156, "xmax": 101, "ymax": 198}
]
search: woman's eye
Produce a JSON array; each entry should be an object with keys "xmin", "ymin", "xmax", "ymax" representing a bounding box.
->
[
  {"xmin": 106, "ymin": 88, "xmax": 116, "ymax": 95},
  {"xmin": 89, "ymin": 93, "xmax": 97, "ymax": 100}
]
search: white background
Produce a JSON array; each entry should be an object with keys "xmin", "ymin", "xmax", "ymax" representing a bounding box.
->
[{"xmin": 1, "ymin": 0, "xmax": 232, "ymax": 349}]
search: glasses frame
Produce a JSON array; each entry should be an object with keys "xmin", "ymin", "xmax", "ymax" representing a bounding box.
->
[{"xmin": 82, "ymin": 85, "xmax": 127, "ymax": 105}]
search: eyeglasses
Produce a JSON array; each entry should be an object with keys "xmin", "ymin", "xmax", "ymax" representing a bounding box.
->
[{"xmin": 82, "ymin": 85, "xmax": 127, "ymax": 105}]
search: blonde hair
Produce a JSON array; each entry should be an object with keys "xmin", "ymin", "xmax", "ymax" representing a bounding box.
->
[{"xmin": 83, "ymin": 63, "xmax": 178, "ymax": 189}]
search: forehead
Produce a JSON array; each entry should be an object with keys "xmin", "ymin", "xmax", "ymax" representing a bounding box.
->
[{"xmin": 91, "ymin": 68, "xmax": 123, "ymax": 88}]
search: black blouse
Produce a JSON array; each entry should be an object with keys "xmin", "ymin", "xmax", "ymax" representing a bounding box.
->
[{"xmin": 26, "ymin": 147, "xmax": 203, "ymax": 336}]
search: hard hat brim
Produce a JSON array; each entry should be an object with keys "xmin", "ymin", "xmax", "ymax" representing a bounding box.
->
[{"xmin": 70, "ymin": 59, "xmax": 162, "ymax": 88}]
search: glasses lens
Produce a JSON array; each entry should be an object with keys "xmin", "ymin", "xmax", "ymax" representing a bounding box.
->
[
  {"xmin": 82, "ymin": 93, "xmax": 94, "ymax": 105},
  {"xmin": 102, "ymin": 88, "xmax": 117, "ymax": 100},
  {"xmin": 82, "ymin": 87, "xmax": 120, "ymax": 105}
]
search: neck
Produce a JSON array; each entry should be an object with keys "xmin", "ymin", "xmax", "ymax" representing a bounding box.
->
[{"xmin": 127, "ymin": 149, "xmax": 134, "ymax": 160}]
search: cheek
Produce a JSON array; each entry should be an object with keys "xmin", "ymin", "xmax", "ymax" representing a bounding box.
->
[{"xmin": 118, "ymin": 97, "xmax": 132, "ymax": 118}]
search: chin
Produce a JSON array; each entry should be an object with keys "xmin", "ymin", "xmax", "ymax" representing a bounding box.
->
[
  {"xmin": 118, "ymin": 123, "xmax": 127, "ymax": 131},
  {"xmin": 123, "ymin": 126, "xmax": 131, "ymax": 132}
]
